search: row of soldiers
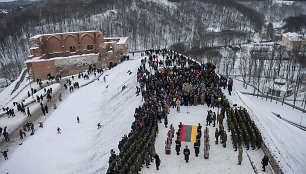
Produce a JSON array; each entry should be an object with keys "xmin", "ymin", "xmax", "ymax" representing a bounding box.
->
[
  {"xmin": 107, "ymin": 121, "xmax": 158, "ymax": 174},
  {"xmin": 227, "ymin": 107, "xmax": 263, "ymax": 151}
]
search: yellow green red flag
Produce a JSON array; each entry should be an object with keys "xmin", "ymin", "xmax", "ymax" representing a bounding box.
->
[{"xmin": 179, "ymin": 125, "xmax": 198, "ymax": 142}]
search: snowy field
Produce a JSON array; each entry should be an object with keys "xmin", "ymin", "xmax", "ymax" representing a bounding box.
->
[{"xmin": 0, "ymin": 52, "xmax": 305, "ymax": 174}]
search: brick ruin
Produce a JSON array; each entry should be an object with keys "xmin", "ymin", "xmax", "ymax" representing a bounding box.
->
[{"xmin": 25, "ymin": 31, "xmax": 129, "ymax": 80}]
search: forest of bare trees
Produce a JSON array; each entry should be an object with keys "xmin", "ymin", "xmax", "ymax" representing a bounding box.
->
[{"xmin": 0, "ymin": 0, "xmax": 305, "ymax": 106}]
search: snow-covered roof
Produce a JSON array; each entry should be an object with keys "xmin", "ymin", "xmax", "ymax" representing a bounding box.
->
[
  {"xmin": 25, "ymin": 53, "xmax": 99, "ymax": 63},
  {"xmin": 104, "ymin": 41, "xmax": 116, "ymax": 44},
  {"xmin": 267, "ymin": 80, "xmax": 292, "ymax": 92},
  {"xmin": 282, "ymin": 32, "xmax": 304, "ymax": 41},
  {"xmin": 30, "ymin": 31, "xmax": 101, "ymax": 40},
  {"xmin": 30, "ymin": 47, "xmax": 39, "ymax": 50},
  {"xmin": 104, "ymin": 37, "xmax": 128, "ymax": 45}
]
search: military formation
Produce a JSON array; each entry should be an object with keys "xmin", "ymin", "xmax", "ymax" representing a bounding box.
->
[{"xmin": 227, "ymin": 107, "xmax": 263, "ymax": 151}]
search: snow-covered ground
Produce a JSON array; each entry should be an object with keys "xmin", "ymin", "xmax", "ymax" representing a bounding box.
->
[
  {"xmin": 0, "ymin": 53, "xmax": 143, "ymax": 173},
  {"xmin": 230, "ymin": 79, "xmax": 306, "ymax": 127},
  {"xmin": 225, "ymin": 87, "xmax": 306, "ymax": 174},
  {"xmin": 142, "ymin": 105, "xmax": 270, "ymax": 174},
  {"xmin": 0, "ymin": 52, "xmax": 305, "ymax": 174}
]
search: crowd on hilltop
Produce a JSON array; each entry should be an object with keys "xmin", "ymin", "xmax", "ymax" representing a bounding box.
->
[{"xmin": 107, "ymin": 49, "xmax": 234, "ymax": 173}]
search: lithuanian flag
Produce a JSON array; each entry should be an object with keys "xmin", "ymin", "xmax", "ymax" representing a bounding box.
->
[{"xmin": 179, "ymin": 125, "xmax": 198, "ymax": 142}]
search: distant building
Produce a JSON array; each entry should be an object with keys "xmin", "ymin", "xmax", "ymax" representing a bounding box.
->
[
  {"xmin": 267, "ymin": 79, "xmax": 292, "ymax": 97},
  {"xmin": 25, "ymin": 31, "xmax": 129, "ymax": 80},
  {"xmin": 282, "ymin": 32, "xmax": 305, "ymax": 51}
]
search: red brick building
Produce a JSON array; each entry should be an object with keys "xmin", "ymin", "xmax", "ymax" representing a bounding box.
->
[{"xmin": 26, "ymin": 31, "xmax": 128, "ymax": 80}]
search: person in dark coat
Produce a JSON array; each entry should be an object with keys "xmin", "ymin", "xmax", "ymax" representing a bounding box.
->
[
  {"xmin": 27, "ymin": 107, "xmax": 31, "ymax": 117},
  {"xmin": 154, "ymin": 154, "xmax": 160, "ymax": 170},
  {"xmin": 77, "ymin": 116, "xmax": 80, "ymax": 123},
  {"xmin": 1, "ymin": 149, "xmax": 8, "ymax": 160},
  {"xmin": 183, "ymin": 145, "xmax": 190, "ymax": 163},
  {"xmin": 3, "ymin": 132, "xmax": 10, "ymax": 142},
  {"xmin": 41, "ymin": 106, "xmax": 45, "ymax": 116},
  {"xmin": 175, "ymin": 138, "xmax": 181, "ymax": 155},
  {"xmin": 45, "ymin": 105, "xmax": 48, "ymax": 113},
  {"xmin": 194, "ymin": 140, "xmax": 200, "ymax": 157},
  {"xmin": 261, "ymin": 155, "xmax": 269, "ymax": 171}
]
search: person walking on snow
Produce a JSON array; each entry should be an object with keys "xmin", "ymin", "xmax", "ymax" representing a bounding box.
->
[
  {"xmin": 97, "ymin": 123, "xmax": 101, "ymax": 129},
  {"xmin": 45, "ymin": 105, "xmax": 48, "ymax": 113},
  {"xmin": 27, "ymin": 107, "xmax": 31, "ymax": 117},
  {"xmin": 176, "ymin": 98, "xmax": 181, "ymax": 112},
  {"xmin": 1, "ymin": 149, "xmax": 8, "ymax": 160},
  {"xmin": 57, "ymin": 127, "xmax": 61, "ymax": 134},
  {"xmin": 261, "ymin": 155, "xmax": 269, "ymax": 172},
  {"xmin": 154, "ymin": 154, "xmax": 160, "ymax": 170},
  {"xmin": 228, "ymin": 78, "xmax": 233, "ymax": 95},
  {"xmin": 19, "ymin": 129, "xmax": 24, "ymax": 140},
  {"xmin": 77, "ymin": 116, "xmax": 80, "ymax": 123}
]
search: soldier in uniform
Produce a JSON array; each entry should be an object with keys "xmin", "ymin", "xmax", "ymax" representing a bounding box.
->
[
  {"xmin": 245, "ymin": 133, "xmax": 250, "ymax": 150},
  {"xmin": 212, "ymin": 112, "xmax": 216, "ymax": 127},
  {"xmin": 222, "ymin": 131, "xmax": 227, "ymax": 148},
  {"xmin": 227, "ymin": 117, "xmax": 231, "ymax": 132},
  {"xmin": 194, "ymin": 140, "xmax": 200, "ymax": 157},
  {"xmin": 183, "ymin": 146, "xmax": 191, "ymax": 163},
  {"xmin": 145, "ymin": 152, "xmax": 150, "ymax": 168},
  {"xmin": 251, "ymin": 133, "xmax": 256, "ymax": 150},
  {"xmin": 175, "ymin": 138, "xmax": 181, "ymax": 155},
  {"xmin": 238, "ymin": 146, "xmax": 243, "ymax": 165},
  {"xmin": 215, "ymin": 128, "xmax": 219, "ymax": 144},
  {"xmin": 238, "ymin": 134, "xmax": 243, "ymax": 148},
  {"xmin": 257, "ymin": 132, "xmax": 262, "ymax": 149},
  {"xmin": 233, "ymin": 132, "xmax": 238, "ymax": 151},
  {"xmin": 130, "ymin": 165, "xmax": 136, "ymax": 174}
]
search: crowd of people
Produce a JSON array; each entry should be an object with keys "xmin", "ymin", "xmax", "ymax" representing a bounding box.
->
[
  {"xmin": 107, "ymin": 48, "xmax": 269, "ymax": 173},
  {"xmin": 107, "ymin": 48, "xmax": 234, "ymax": 173}
]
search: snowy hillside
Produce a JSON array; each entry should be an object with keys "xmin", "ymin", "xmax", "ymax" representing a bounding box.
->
[
  {"xmin": 0, "ymin": 54, "xmax": 143, "ymax": 173},
  {"xmin": 0, "ymin": 52, "xmax": 305, "ymax": 174}
]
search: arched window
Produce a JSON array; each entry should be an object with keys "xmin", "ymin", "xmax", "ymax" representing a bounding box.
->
[
  {"xmin": 107, "ymin": 44, "xmax": 113, "ymax": 52},
  {"xmin": 70, "ymin": 46, "xmax": 76, "ymax": 52},
  {"xmin": 87, "ymin": 45, "xmax": 93, "ymax": 50}
]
